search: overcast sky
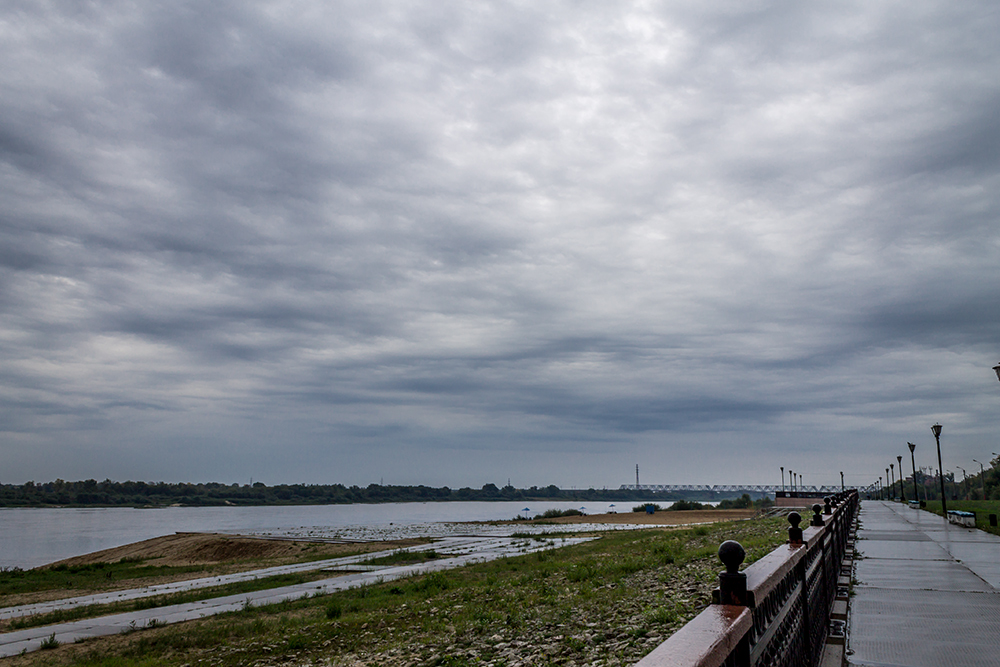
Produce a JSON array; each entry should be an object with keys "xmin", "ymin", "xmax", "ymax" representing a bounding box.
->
[{"xmin": 3, "ymin": 1, "xmax": 1000, "ymax": 490}]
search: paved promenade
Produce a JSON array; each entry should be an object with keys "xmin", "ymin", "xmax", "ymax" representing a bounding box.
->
[{"xmin": 848, "ymin": 501, "xmax": 1000, "ymax": 667}]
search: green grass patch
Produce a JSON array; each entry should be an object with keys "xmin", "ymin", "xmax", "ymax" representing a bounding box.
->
[
  {"xmin": 6, "ymin": 571, "xmax": 326, "ymax": 630},
  {"xmin": 0, "ymin": 559, "xmax": 215, "ymax": 598},
  {"xmin": 921, "ymin": 500, "xmax": 1000, "ymax": 537}
]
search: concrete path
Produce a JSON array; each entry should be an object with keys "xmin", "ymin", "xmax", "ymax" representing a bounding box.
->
[
  {"xmin": 0, "ymin": 535, "xmax": 591, "ymax": 657},
  {"xmin": 847, "ymin": 501, "xmax": 1000, "ymax": 667}
]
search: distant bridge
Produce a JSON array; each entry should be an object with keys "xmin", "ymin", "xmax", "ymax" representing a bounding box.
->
[{"xmin": 619, "ymin": 484, "xmax": 844, "ymax": 494}]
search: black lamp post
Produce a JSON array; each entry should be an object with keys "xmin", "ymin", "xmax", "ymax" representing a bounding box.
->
[
  {"xmin": 780, "ymin": 466, "xmax": 785, "ymax": 493},
  {"xmin": 885, "ymin": 468, "xmax": 890, "ymax": 500},
  {"xmin": 993, "ymin": 362, "xmax": 1000, "ymax": 383},
  {"xmin": 933, "ymin": 423, "xmax": 946, "ymax": 515},
  {"xmin": 890, "ymin": 465, "xmax": 895, "ymax": 500},
  {"xmin": 973, "ymin": 459, "xmax": 986, "ymax": 500},
  {"xmin": 896, "ymin": 455, "xmax": 904, "ymax": 501},
  {"xmin": 908, "ymin": 442, "xmax": 919, "ymax": 502},
  {"xmin": 789, "ymin": 469, "xmax": 794, "ymax": 493},
  {"xmin": 840, "ymin": 471, "xmax": 844, "ymax": 492}
]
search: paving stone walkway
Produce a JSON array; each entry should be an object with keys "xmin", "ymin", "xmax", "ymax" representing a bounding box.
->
[
  {"xmin": 0, "ymin": 535, "xmax": 590, "ymax": 657},
  {"xmin": 847, "ymin": 501, "xmax": 1000, "ymax": 667}
]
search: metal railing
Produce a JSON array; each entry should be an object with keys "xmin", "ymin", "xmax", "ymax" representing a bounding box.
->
[{"xmin": 635, "ymin": 491, "xmax": 858, "ymax": 667}]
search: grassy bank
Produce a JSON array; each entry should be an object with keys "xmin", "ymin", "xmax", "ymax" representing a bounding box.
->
[
  {"xmin": 5, "ymin": 518, "xmax": 788, "ymax": 667},
  {"xmin": 921, "ymin": 500, "xmax": 1000, "ymax": 537},
  {"xmin": 2, "ymin": 570, "xmax": 335, "ymax": 632}
]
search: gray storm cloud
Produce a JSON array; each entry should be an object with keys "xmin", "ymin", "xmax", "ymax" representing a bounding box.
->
[{"xmin": 2, "ymin": 0, "xmax": 999, "ymax": 488}]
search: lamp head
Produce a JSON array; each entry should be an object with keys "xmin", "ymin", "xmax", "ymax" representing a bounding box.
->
[
  {"xmin": 931, "ymin": 423, "xmax": 942, "ymax": 438},
  {"xmin": 908, "ymin": 442, "xmax": 916, "ymax": 453},
  {"xmin": 993, "ymin": 363, "xmax": 1000, "ymax": 382}
]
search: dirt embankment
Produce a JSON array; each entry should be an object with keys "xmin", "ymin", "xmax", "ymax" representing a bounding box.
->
[{"xmin": 46, "ymin": 533, "xmax": 426, "ymax": 569}]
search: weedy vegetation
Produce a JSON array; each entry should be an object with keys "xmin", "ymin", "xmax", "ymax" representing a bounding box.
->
[{"xmin": 3, "ymin": 517, "xmax": 789, "ymax": 667}]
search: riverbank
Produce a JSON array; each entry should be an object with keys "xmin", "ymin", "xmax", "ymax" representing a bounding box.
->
[{"xmin": 0, "ymin": 515, "xmax": 787, "ymax": 666}]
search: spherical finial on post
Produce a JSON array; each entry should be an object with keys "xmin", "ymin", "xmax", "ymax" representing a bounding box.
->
[
  {"xmin": 811, "ymin": 503, "xmax": 825, "ymax": 526},
  {"xmin": 823, "ymin": 496, "xmax": 832, "ymax": 515},
  {"xmin": 717, "ymin": 540, "xmax": 747, "ymax": 605},
  {"xmin": 718, "ymin": 540, "xmax": 746, "ymax": 574},
  {"xmin": 788, "ymin": 511, "xmax": 803, "ymax": 544}
]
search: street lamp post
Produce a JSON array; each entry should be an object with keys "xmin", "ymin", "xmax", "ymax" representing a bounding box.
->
[
  {"xmin": 908, "ymin": 443, "xmax": 919, "ymax": 503},
  {"xmin": 879, "ymin": 476, "xmax": 883, "ymax": 500},
  {"xmin": 789, "ymin": 469, "xmax": 794, "ymax": 493},
  {"xmin": 840, "ymin": 471, "xmax": 844, "ymax": 492},
  {"xmin": 933, "ymin": 423, "xmax": 946, "ymax": 515},
  {"xmin": 897, "ymin": 455, "xmax": 904, "ymax": 502},
  {"xmin": 885, "ymin": 468, "xmax": 890, "ymax": 500},
  {"xmin": 973, "ymin": 459, "xmax": 986, "ymax": 500},
  {"xmin": 960, "ymin": 468, "xmax": 968, "ymax": 500},
  {"xmin": 780, "ymin": 466, "xmax": 785, "ymax": 493},
  {"xmin": 890, "ymin": 465, "xmax": 895, "ymax": 500}
]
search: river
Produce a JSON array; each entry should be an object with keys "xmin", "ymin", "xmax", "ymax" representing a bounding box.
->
[{"xmin": 0, "ymin": 500, "xmax": 648, "ymax": 569}]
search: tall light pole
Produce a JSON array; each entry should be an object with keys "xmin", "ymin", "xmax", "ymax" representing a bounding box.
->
[
  {"xmin": 789, "ymin": 469, "xmax": 794, "ymax": 492},
  {"xmin": 933, "ymin": 423, "xmax": 946, "ymax": 515},
  {"xmin": 780, "ymin": 466, "xmax": 785, "ymax": 493},
  {"xmin": 973, "ymin": 459, "xmax": 986, "ymax": 500},
  {"xmin": 897, "ymin": 455, "xmax": 904, "ymax": 502},
  {"xmin": 960, "ymin": 468, "xmax": 968, "ymax": 500},
  {"xmin": 889, "ymin": 465, "xmax": 895, "ymax": 500},
  {"xmin": 840, "ymin": 471, "xmax": 844, "ymax": 492},
  {"xmin": 879, "ymin": 476, "xmax": 883, "ymax": 500},
  {"xmin": 908, "ymin": 443, "xmax": 919, "ymax": 503},
  {"xmin": 885, "ymin": 468, "xmax": 890, "ymax": 500}
]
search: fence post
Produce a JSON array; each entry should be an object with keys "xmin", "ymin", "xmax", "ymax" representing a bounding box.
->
[
  {"xmin": 716, "ymin": 540, "xmax": 751, "ymax": 666},
  {"xmin": 788, "ymin": 511, "xmax": 803, "ymax": 544},
  {"xmin": 810, "ymin": 503, "xmax": 825, "ymax": 527},
  {"xmin": 718, "ymin": 540, "xmax": 747, "ymax": 605}
]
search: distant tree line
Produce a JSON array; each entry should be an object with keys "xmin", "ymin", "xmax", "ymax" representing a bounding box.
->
[
  {"xmin": 895, "ymin": 456, "xmax": 1000, "ymax": 502},
  {"xmin": 0, "ymin": 479, "xmax": 739, "ymax": 508}
]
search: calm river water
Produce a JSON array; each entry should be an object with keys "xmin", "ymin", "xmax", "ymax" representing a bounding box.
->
[{"xmin": 0, "ymin": 500, "xmax": 645, "ymax": 569}]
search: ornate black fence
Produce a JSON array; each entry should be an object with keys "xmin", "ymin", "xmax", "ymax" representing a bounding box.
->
[{"xmin": 634, "ymin": 491, "xmax": 858, "ymax": 667}]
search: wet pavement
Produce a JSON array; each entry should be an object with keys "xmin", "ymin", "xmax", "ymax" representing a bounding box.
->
[
  {"xmin": 0, "ymin": 535, "xmax": 592, "ymax": 657},
  {"xmin": 847, "ymin": 501, "xmax": 1000, "ymax": 667}
]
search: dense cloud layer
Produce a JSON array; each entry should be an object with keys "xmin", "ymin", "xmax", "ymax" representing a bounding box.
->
[{"xmin": 3, "ymin": 1, "xmax": 1000, "ymax": 488}]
